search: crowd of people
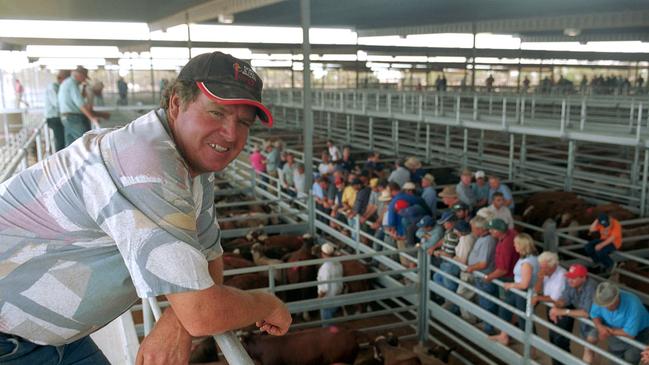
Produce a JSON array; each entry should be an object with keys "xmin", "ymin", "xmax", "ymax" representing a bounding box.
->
[{"xmin": 250, "ymin": 141, "xmax": 649, "ymax": 364}]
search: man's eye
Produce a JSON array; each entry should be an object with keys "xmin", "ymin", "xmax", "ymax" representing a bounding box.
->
[
  {"xmin": 240, "ymin": 120, "xmax": 253, "ymax": 127},
  {"xmin": 210, "ymin": 111, "xmax": 224, "ymax": 118}
]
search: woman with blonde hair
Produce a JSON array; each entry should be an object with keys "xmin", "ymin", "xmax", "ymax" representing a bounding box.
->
[{"xmin": 490, "ymin": 233, "xmax": 540, "ymax": 345}]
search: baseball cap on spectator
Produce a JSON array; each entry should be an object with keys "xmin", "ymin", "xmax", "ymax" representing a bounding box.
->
[
  {"xmin": 476, "ymin": 207, "xmax": 496, "ymax": 221},
  {"xmin": 395, "ymin": 200, "xmax": 409, "ymax": 212},
  {"xmin": 438, "ymin": 186, "xmax": 458, "ymax": 198},
  {"xmin": 378, "ymin": 190, "xmax": 392, "ymax": 202},
  {"xmin": 474, "ymin": 170, "xmax": 486, "ymax": 179},
  {"xmin": 422, "ymin": 174, "xmax": 435, "ymax": 185},
  {"xmin": 417, "ymin": 215, "xmax": 434, "ymax": 228},
  {"xmin": 564, "ymin": 264, "xmax": 589, "ymax": 279},
  {"xmin": 453, "ymin": 220, "xmax": 471, "ymax": 235},
  {"xmin": 402, "ymin": 182, "xmax": 416, "ymax": 191},
  {"xmin": 369, "ymin": 178, "xmax": 379, "ymax": 188},
  {"xmin": 437, "ymin": 211, "xmax": 457, "ymax": 224},
  {"xmin": 452, "ymin": 202, "xmax": 469, "ymax": 211},
  {"xmin": 594, "ymin": 282, "xmax": 620, "ymax": 307},
  {"xmin": 177, "ymin": 51, "xmax": 273, "ymax": 126},
  {"xmin": 597, "ymin": 212, "xmax": 610, "ymax": 227},
  {"xmin": 487, "ymin": 218, "xmax": 507, "ymax": 232}
]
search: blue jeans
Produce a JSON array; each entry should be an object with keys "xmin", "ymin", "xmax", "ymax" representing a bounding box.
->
[
  {"xmin": 0, "ymin": 333, "xmax": 109, "ymax": 365},
  {"xmin": 433, "ymin": 261, "xmax": 461, "ymax": 292},
  {"xmin": 584, "ymin": 239, "xmax": 616, "ymax": 269},
  {"xmin": 474, "ymin": 278, "xmax": 499, "ymax": 335},
  {"xmin": 320, "ymin": 307, "xmax": 339, "ymax": 326},
  {"xmin": 499, "ymin": 290, "xmax": 528, "ymax": 331},
  {"xmin": 61, "ymin": 114, "xmax": 90, "ymax": 147}
]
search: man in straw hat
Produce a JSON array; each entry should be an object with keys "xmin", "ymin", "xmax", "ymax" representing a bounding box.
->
[
  {"xmin": 590, "ymin": 282, "xmax": 649, "ymax": 363},
  {"xmin": 0, "ymin": 52, "xmax": 291, "ymax": 363}
]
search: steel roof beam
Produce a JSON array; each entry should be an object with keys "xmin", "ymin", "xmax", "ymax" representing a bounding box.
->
[{"xmin": 357, "ymin": 10, "xmax": 649, "ymax": 37}]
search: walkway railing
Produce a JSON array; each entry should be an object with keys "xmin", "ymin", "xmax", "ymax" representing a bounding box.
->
[{"xmin": 225, "ymin": 156, "xmax": 648, "ymax": 365}]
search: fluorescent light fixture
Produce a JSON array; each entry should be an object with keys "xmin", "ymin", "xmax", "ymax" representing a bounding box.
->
[
  {"xmin": 26, "ymin": 45, "xmax": 121, "ymax": 58},
  {"xmin": 390, "ymin": 63, "xmax": 412, "ymax": 68},
  {"xmin": 218, "ymin": 14, "xmax": 234, "ymax": 24},
  {"xmin": 563, "ymin": 28, "xmax": 581, "ymax": 37}
]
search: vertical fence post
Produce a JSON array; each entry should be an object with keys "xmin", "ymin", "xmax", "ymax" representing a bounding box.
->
[
  {"xmin": 473, "ymin": 94, "xmax": 479, "ymax": 120},
  {"xmin": 354, "ymin": 216, "xmax": 361, "ymax": 255},
  {"xmin": 369, "ymin": 117, "xmax": 374, "ymax": 151},
  {"xmin": 501, "ymin": 98, "xmax": 508, "ymax": 129},
  {"xmin": 508, "ymin": 134, "xmax": 515, "ymax": 181},
  {"xmin": 455, "ymin": 95, "xmax": 461, "ymax": 124},
  {"xmin": 522, "ymin": 289, "xmax": 534, "ymax": 365},
  {"xmin": 580, "ymin": 98, "xmax": 587, "ymax": 131},
  {"xmin": 142, "ymin": 299, "xmax": 154, "ymax": 336},
  {"xmin": 417, "ymin": 248, "xmax": 430, "ymax": 344},
  {"xmin": 35, "ymin": 133, "xmax": 42, "ymax": 162},
  {"xmin": 268, "ymin": 266, "xmax": 275, "ymax": 294},
  {"xmin": 42, "ymin": 123, "xmax": 51, "ymax": 156},
  {"xmin": 640, "ymin": 148, "xmax": 649, "ymax": 217},
  {"xmin": 425, "ymin": 124, "xmax": 431, "ymax": 162}
]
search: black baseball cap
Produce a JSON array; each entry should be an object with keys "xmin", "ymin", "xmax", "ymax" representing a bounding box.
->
[{"xmin": 178, "ymin": 52, "xmax": 273, "ymax": 127}]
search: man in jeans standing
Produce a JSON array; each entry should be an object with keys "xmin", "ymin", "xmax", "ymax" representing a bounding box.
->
[{"xmin": 58, "ymin": 66, "xmax": 109, "ymax": 147}]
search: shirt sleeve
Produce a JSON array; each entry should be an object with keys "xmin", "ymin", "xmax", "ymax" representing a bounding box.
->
[
  {"xmin": 96, "ymin": 122, "xmax": 215, "ymax": 298},
  {"xmin": 70, "ymin": 83, "xmax": 86, "ymax": 109},
  {"xmin": 589, "ymin": 303, "xmax": 602, "ymax": 319},
  {"xmin": 196, "ymin": 174, "xmax": 223, "ymax": 262}
]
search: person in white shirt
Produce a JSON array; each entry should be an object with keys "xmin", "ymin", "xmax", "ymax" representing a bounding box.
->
[
  {"xmin": 326, "ymin": 140, "xmax": 341, "ymax": 162},
  {"xmin": 317, "ymin": 243, "xmax": 344, "ymax": 325},
  {"xmin": 318, "ymin": 151, "xmax": 332, "ymax": 176},
  {"xmin": 487, "ymin": 192, "xmax": 514, "ymax": 229},
  {"xmin": 532, "ymin": 252, "xmax": 570, "ymax": 365}
]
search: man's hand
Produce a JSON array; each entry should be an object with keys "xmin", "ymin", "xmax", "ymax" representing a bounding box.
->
[
  {"xmin": 597, "ymin": 325, "xmax": 611, "ymax": 341},
  {"xmin": 426, "ymin": 247, "xmax": 435, "ymax": 256},
  {"xmin": 484, "ymin": 274, "xmax": 494, "ymax": 283},
  {"xmin": 641, "ymin": 347, "xmax": 649, "ymax": 364},
  {"xmin": 548, "ymin": 307, "xmax": 561, "ymax": 323},
  {"xmin": 595, "ymin": 242, "xmax": 607, "ymax": 251},
  {"xmin": 255, "ymin": 294, "xmax": 292, "ymax": 336},
  {"xmin": 531, "ymin": 296, "xmax": 540, "ymax": 307},
  {"xmin": 136, "ymin": 307, "xmax": 193, "ymax": 365}
]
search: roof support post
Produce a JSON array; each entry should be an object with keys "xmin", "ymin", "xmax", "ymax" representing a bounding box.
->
[{"xmin": 301, "ymin": 0, "xmax": 315, "ymax": 235}]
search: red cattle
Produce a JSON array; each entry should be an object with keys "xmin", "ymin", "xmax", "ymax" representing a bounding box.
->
[
  {"xmin": 240, "ymin": 326, "xmax": 360, "ymax": 365},
  {"xmin": 283, "ymin": 237, "xmax": 318, "ymax": 319},
  {"xmin": 222, "ymin": 253, "xmax": 255, "ymax": 270},
  {"xmin": 224, "ymin": 273, "xmax": 269, "ymax": 291}
]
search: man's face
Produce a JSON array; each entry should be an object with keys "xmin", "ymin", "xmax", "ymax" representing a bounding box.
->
[
  {"xmin": 442, "ymin": 196, "xmax": 457, "ymax": 206},
  {"xmin": 476, "ymin": 177, "xmax": 485, "ymax": 185},
  {"xmin": 169, "ymin": 92, "xmax": 255, "ymax": 176},
  {"xmin": 460, "ymin": 175, "xmax": 471, "ymax": 185},
  {"xmin": 493, "ymin": 196, "xmax": 504, "ymax": 209},
  {"xmin": 443, "ymin": 221, "xmax": 454, "ymax": 230},
  {"xmin": 539, "ymin": 262, "xmax": 554, "ymax": 276},
  {"xmin": 566, "ymin": 276, "xmax": 585, "ymax": 288},
  {"xmin": 489, "ymin": 178, "xmax": 499, "ymax": 190},
  {"xmin": 455, "ymin": 209, "xmax": 467, "ymax": 219},
  {"xmin": 422, "ymin": 179, "xmax": 431, "ymax": 188},
  {"xmin": 489, "ymin": 229, "xmax": 503, "ymax": 239},
  {"xmin": 286, "ymin": 154, "xmax": 294, "ymax": 164},
  {"xmin": 322, "ymin": 154, "xmax": 330, "ymax": 163}
]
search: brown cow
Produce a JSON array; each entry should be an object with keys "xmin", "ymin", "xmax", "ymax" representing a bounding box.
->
[
  {"xmin": 222, "ymin": 253, "xmax": 255, "ymax": 270},
  {"xmin": 224, "ymin": 273, "xmax": 269, "ymax": 291},
  {"xmin": 190, "ymin": 336, "xmax": 218, "ymax": 364},
  {"xmin": 284, "ymin": 237, "xmax": 318, "ymax": 320},
  {"xmin": 252, "ymin": 231, "xmax": 309, "ymax": 252},
  {"xmin": 240, "ymin": 326, "xmax": 360, "ymax": 365},
  {"xmin": 372, "ymin": 335, "xmax": 421, "ymax": 365}
]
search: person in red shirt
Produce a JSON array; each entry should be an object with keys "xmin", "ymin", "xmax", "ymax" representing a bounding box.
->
[
  {"xmin": 584, "ymin": 212, "xmax": 622, "ymax": 274},
  {"xmin": 485, "ymin": 219, "xmax": 519, "ymax": 282},
  {"xmin": 479, "ymin": 218, "xmax": 520, "ymax": 335}
]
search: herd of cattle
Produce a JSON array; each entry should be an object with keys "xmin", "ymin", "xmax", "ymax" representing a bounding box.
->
[{"xmin": 177, "ymin": 176, "xmax": 649, "ymax": 364}]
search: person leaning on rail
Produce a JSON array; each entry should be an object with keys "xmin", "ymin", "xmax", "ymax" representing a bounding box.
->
[
  {"xmin": 590, "ymin": 281, "xmax": 649, "ymax": 364},
  {"xmin": 0, "ymin": 52, "xmax": 291, "ymax": 364},
  {"xmin": 547, "ymin": 263, "xmax": 598, "ymax": 364},
  {"xmin": 532, "ymin": 252, "xmax": 571, "ymax": 365}
]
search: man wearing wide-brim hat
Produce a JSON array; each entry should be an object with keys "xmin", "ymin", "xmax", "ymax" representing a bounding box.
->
[
  {"xmin": 590, "ymin": 282, "xmax": 649, "ymax": 363},
  {"xmin": 438, "ymin": 185, "xmax": 461, "ymax": 208}
]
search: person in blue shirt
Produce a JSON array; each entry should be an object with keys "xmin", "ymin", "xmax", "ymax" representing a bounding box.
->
[
  {"xmin": 386, "ymin": 182, "xmax": 431, "ymax": 231},
  {"xmin": 471, "ymin": 170, "xmax": 490, "ymax": 209},
  {"xmin": 590, "ymin": 282, "xmax": 649, "ymax": 363},
  {"xmin": 488, "ymin": 175, "xmax": 514, "ymax": 211}
]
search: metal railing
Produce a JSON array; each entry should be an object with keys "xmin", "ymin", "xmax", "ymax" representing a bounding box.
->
[
  {"xmin": 224, "ymin": 156, "xmax": 649, "ymax": 365},
  {"xmin": 0, "ymin": 120, "xmax": 51, "ymax": 183}
]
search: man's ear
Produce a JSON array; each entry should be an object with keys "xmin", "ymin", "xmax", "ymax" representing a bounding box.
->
[{"xmin": 168, "ymin": 91, "xmax": 181, "ymax": 124}]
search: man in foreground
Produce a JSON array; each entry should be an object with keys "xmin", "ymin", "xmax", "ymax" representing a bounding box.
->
[{"xmin": 0, "ymin": 52, "xmax": 291, "ymax": 364}]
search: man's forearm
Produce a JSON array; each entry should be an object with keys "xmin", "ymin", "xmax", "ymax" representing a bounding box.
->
[{"xmin": 168, "ymin": 285, "xmax": 284, "ymax": 337}]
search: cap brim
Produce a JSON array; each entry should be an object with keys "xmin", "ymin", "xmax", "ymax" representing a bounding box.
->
[
  {"xmin": 564, "ymin": 272, "xmax": 583, "ymax": 279},
  {"xmin": 197, "ymin": 81, "xmax": 273, "ymax": 127}
]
